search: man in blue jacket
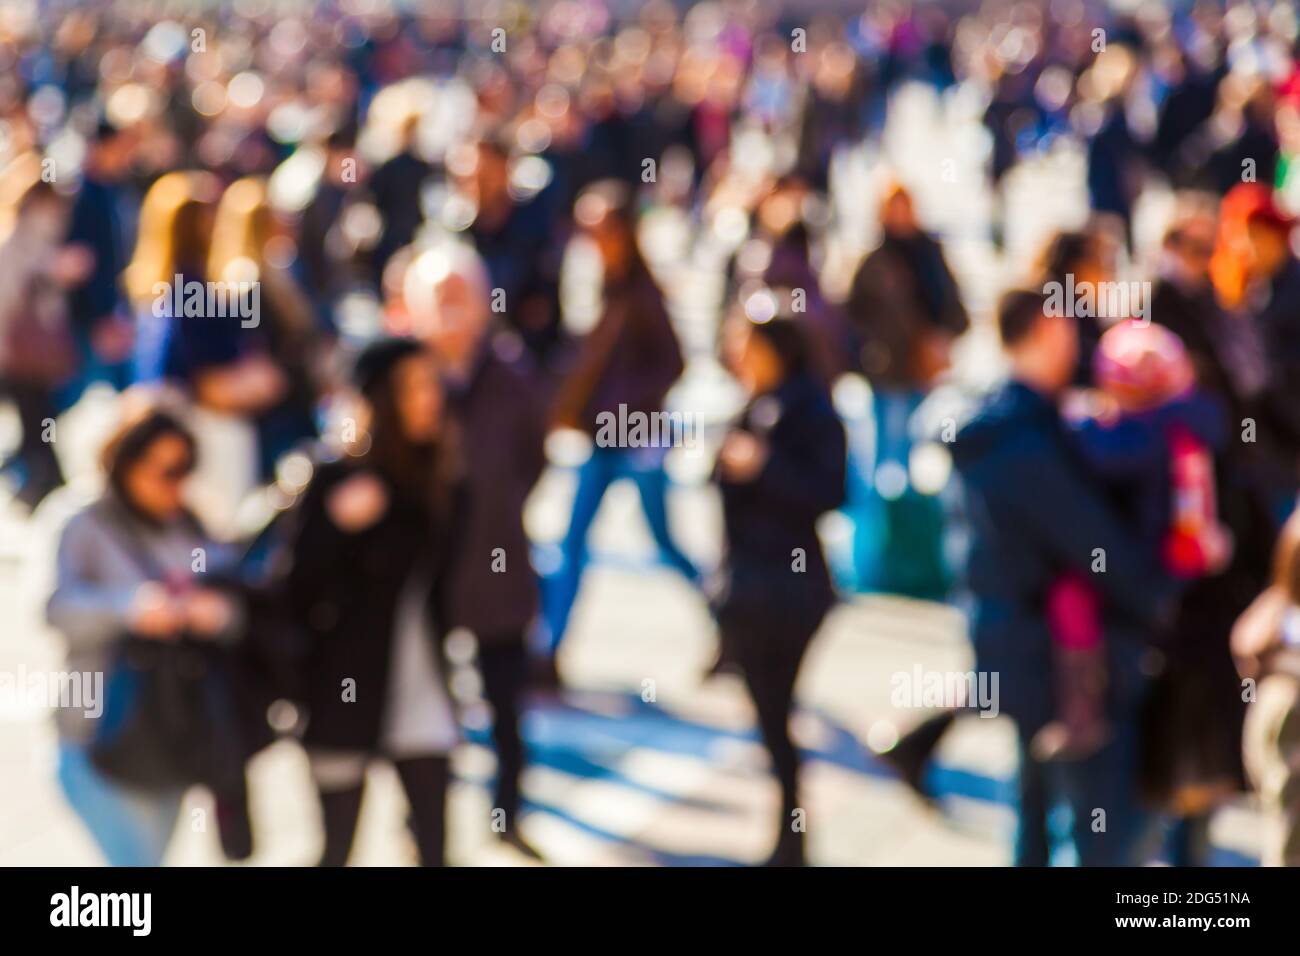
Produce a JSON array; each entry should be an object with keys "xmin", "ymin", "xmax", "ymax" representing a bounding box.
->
[{"xmin": 951, "ymin": 289, "xmax": 1178, "ymax": 865}]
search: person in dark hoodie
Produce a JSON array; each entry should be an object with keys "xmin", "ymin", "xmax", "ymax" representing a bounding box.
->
[
  {"xmin": 949, "ymin": 289, "xmax": 1178, "ymax": 866},
  {"xmin": 716, "ymin": 290, "xmax": 846, "ymax": 867},
  {"xmin": 543, "ymin": 179, "xmax": 700, "ymax": 663},
  {"xmin": 287, "ymin": 337, "xmax": 463, "ymax": 866},
  {"xmin": 403, "ymin": 242, "xmax": 548, "ymax": 859}
]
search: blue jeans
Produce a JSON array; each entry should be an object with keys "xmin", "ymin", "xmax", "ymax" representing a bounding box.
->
[
  {"xmin": 1014, "ymin": 713, "xmax": 1157, "ymax": 866},
  {"xmin": 58, "ymin": 742, "xmax": 184, "ymax": 866},
  {"xmin": 543, "ymin": 445, "xmax": 698, "ymax": 652}
]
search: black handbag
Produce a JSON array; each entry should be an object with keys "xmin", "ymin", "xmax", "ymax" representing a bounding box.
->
[
  {"xmin": 91, "ymin": 635, "xmax": 246, "ymax": 791},
  {"xmin": 87, "ymin": 509, "xmax": 247, "ymax": 791}
]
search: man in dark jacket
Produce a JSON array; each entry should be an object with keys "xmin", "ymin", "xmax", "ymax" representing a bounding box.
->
[
  {"xmin": 952, "ymin": 289, "xmax": 1178, "ymax": 866},
  {"xmin": 406, "ymin": 243, "xmax": 548, "ymax": 858},
  {"xmin": 845, "ymin": 184, "xmax": 967, "ymax": 596}
]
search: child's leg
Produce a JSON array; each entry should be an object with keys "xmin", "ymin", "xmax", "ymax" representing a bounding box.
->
[{"xmin": 1035, "ymin": 573, "xmax": 1109, "ymax": 761}]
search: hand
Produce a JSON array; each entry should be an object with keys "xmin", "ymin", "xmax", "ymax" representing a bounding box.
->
[
  {"xmin": 182, "ymin": 588, "xmax": 235, "ymax": 637},
  {"xmin": 326, "ymin": 472, "xmax": 389, "ymax": 533},
  {"xmin": 1231, "ymin": 589, "xmax": 1284, "ymax": 680},
  {"xmin": 911, "ymin": 329, "xmax": 954, "ymax": 386},
  {"xmin": 127, "ymin": 582, "xmax": 184, "ymax": 639},
  {"xmin": 239, "ymin": 355, "xmax": 288, "ymax": 408},
  {"xmin": 718, "ymin": 430, "xmax": 769, "ymax": 482},
  {"xmin": 52, "ymin": 244, "xmax": 95, "ymax": 285}
]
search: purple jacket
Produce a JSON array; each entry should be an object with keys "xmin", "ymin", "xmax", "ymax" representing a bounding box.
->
[{"xmin": 553, "ymin": 271, "xmax": 685, "ymax": 436}]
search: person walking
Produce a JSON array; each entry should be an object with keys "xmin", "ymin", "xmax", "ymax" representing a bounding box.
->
[
  {"xmin": 950, "ymin": 289, "xmax": 1178, "ymax": 866},
  {"xmin": 0, "ymin": 169, "xmax": 90, "ymax": 509},
  {"xmin": 542, "ymin": 180, "xmax": 699, "ymax": 666},
  {"xmin": 46, "ymin": 402, "xmax": 242, "ymax": 865},
  {"xmin": 286, "ymin": 337, "xmax": 463, "ymax": 866},
  {"xmin": 715, "ymin": 293, "xmax": 846, "ymax": 866},
  {"xmin": 844, "ymin": 182, "xmax": 968, "ymax": 597},
  {"xmin": 403, "ymin": 243, "xmax": 548, "ymax": 858}
]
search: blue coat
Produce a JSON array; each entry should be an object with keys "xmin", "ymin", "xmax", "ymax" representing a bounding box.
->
[{"xmin": 951, "ymin": 381, "xmax": 1178, "ymax": 734}]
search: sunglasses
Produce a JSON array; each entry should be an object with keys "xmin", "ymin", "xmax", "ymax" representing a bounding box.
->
[{"xmin": 152, "ymin": 461, "xmax": 195, "ymax": 484}]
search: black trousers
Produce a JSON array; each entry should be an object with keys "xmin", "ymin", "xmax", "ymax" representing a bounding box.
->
[
  {"xmin": 317, "ymin": 756, "xmax": 450, "ymax": 866},
  {"xmin": 477, "ymin": 631, "xmax": 529, "ymax": 830},
  {"xmin": 0, "ymin": 380, "xmax": 63, "ymax": 508},
  {"xmin": 728, "ymin": 607, "xmax": 824, "ymax": 842}
]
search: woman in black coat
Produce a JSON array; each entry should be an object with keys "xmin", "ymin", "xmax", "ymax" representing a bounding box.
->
[
  {"xmin": 287, "ymin": 337, "xmax": 464, "ymax": 866},
  {"xmin": 716, "ymin": 293, "xmax": 847, "ymax": 866}
]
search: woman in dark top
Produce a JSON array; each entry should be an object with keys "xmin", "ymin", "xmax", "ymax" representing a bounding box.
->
[
  {"xmin": 286, "ymin": 337, "xmax": 463, "ymax": 866},
  {"xmin": 543, "ymin": 180, "xmax": 699, "ymax": 661},
  {"xmin": 716, "ymin": 294, "xmax": 847, "ymax": 866}
]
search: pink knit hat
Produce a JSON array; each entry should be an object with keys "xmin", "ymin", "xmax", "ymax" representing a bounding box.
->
[{"xmin": 1093, "ymin": 320, "xmax": 1195, "ymax": 410}]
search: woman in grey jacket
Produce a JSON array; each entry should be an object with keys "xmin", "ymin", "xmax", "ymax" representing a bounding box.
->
[{"xmin": 46, "ymin": 402, "xmax": 240, "ymax": 865}]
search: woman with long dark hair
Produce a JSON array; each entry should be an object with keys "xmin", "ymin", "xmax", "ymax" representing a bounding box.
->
[
  {"xmin": 46, "ymin": 398, "xmax": 241, "ymax": 865},
  {"xmin": 716, "ymin": 289, "xmax": 846, "ymax": 866},
  {"xmin": 543, "ymin": 179, "xmax": 699, "ymax": 667},
  {"xmin": 287, "ymin": 337, "xmax": 463, "ymax": 866}
]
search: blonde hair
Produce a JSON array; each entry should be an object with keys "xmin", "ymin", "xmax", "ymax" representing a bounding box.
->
[
  {"xmin": 124, "ymin": 171, "xmax": 221, "ymax": 304},
  {"xmin": 208, "ymin": 176, "xmax": 272, "ymax": 284},
  {"xmin": 208, "ymin": 176, "xmax": 311, "ymax": 334},
  {"xmin": 0, "ymin": 152, "xmax": 53, "ymax": 241}
]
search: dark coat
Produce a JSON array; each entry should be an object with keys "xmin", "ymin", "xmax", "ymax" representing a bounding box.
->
[
  {"xmin": 441, "ymin": 336, "xmax": 548, "ymax": 641},
  {"xmin": 1251, "ymin": 258, "xmax": 1300, "ymax": 496},
  {"xmin": 717, "ymin": 372, "xmax": 846, "ymax": 626},
  {"xmin": 1086, "ymin": 104, "xmax": 1140, "ymax": 221},
  {"xmin": 67, "ymin": 175, "xmax": 127, "ymax": 328},
  {"xmin": 286, "ymin": 458, "xmax": 460, "ymax": 751},
  {"xmin": 368, "ymin": 150, "xmax": 432, "ymax": 281},
  {"xmin": 845, "ymin": 231, "xmax": 968, "ymax": 390},
  {"xmin": 951, "ymin": 381, "xmax": 1178, "ymax": 735},
  {"xmin": 1144, "ymin": 280, "xmax": 1278, "ymax": 800}
]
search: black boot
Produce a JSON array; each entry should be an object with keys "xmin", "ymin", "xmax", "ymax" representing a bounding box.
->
[
  {"xmin": 763, "ymin": 824, "xmax": 806, "ymax": 867},
  {"xmin": 214, "ymin": 781, "xmax": 254, "ymax": 861},
  {"xmin": 316, "ymin": 785, "xmax": 364, "ymax": 867},
  {"xmin": 877, "ymin": 710, "xmax": 955, "ymax": 804}
]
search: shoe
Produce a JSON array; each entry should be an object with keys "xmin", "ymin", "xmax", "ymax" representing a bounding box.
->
[
  {"xmin": 876, "ymin": 710, "xmax": 955, "ymax": 804},
  {"xmin": 529, "ymin": 655, "xmax": 563, "ymax": 694},
  {"xmin": 702, "ymin": 652, "xmax": 742, "ymax": 681},
  {"xmin": 215, "ymin": 789, "xmax": 254, "ymax": 861},
  {"xmin": 762, "ymin": 828, "xmax": 806, "ymax": 867},
  {"xmin": 497, "ymin": 829, "xmax": 544, "ymax": 861}
]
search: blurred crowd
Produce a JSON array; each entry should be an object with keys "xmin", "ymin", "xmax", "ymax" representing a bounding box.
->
[{"xmin": 4, "ymin": 0, "xmax": 1300, "ymax": 867}]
